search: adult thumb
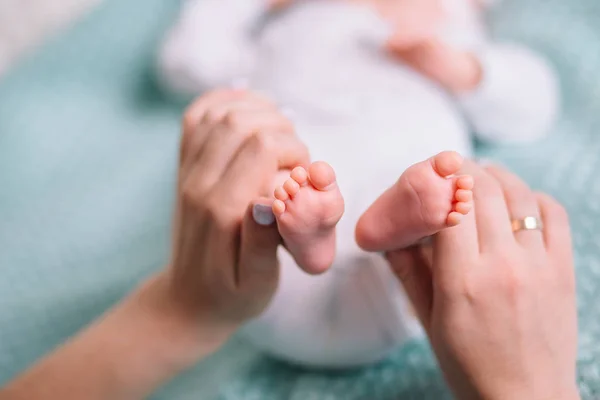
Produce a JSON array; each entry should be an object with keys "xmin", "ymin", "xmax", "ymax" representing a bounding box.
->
[
  {"xmin": 237, "ymin": 200, "xmax": 282, "ymax": 304},
  {"xmin": 387, "ymin": 247, "xmax": 434, "ymax": 332}
]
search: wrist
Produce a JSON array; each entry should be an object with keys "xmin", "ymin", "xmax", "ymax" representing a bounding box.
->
[
  {"xmin": 134, "ymin": 274, "xmax": 236, "ymax": 368},
  {"xmin": 98, "ymin": 274, "xmax": 236, "ymax": 392},
  {"xmin": 98, "ymin": 274, "xmax": 235, "ymax": 395}
]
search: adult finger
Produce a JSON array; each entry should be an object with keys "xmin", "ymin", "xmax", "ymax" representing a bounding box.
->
[
  {"xmin": 460, "ymin": 161, "xmax": 514, "ymax": 252},
  {"xmin": 486, "ymin": 166, "xmax": 545, "ymax": 251},
  {"xmin": 190, "ymin": 113, "xmax": 304, "ymax": 197},
  {"xmin": 433, "ymin": 161, "xmax": 485, "ymax": 265},
  {"xmin": 182, "ymin": 101, "xmax": 284, "ymax": 175},
  {"xmin": 181, "ymin": 90, "xmax": 248, "ymax": 161},
  {"xmin": 180, "ymin": 91, "xmax": 278, "ymax": 167},
  {"xmin": 237, "ymin": 200, "xmax": 282, "ymax": 313},
  {"xmin": 182, "ymin": 90, "xmax": 274, "ymax": 134},
  {"xmin": 204, "ymin": 108, "xmax": 295, "ymax": 153},
  {"xmin": 386, "ymin": 247, "xmax": 433, "ymax": 332},
  {"xmin": 536, "ymin": 193, "xmax": 573, "ymax": 267},
  {"xmin": 432, "ymin": 213, "xmax": 477, "ymax": 260},
  {"xmin": 205, "ymin": 137, "xmax": 286, "ymax": 309},
  {"xmin": 206, "ymin": 98, "xmax": 278, "ymax": 124},
  {"xmin": 213, "ymin": 131, "xmax": 309, "ymax": 204},
  {"xmin": 433, "ymin": 161, "xmax": 516, "ymax": 292}
]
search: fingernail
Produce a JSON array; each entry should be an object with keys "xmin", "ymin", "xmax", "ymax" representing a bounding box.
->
[{"xmin": 253, "ymin": 204, "xmax": 275, "ymax": 226}]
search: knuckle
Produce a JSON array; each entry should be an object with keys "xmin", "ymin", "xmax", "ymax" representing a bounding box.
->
[
  {"xmin": 461, "ymin": 277, "xmax": 481, "ymax": 304},
  {"xmin": 462, "ymin": 253, "xmax": 532, "ymax": 304},
  {"xmin": 182, "ymin": 111, "xmax": 201, "ymax": 145},
  {"xmin": 182, "ymin": 100, "xmax": 205, "ymax": 130},
  {"xmin": 249, "ymin": 131, "xmax": 275, "ymax": 154},
  {"xmin": 223, "ymin": 111, "xmax": 246, "ymax": 130},
  {"xmin": 182, "ymin": 110, "xmax": 197, "ymax": 133},
  {"xmin": 181, "ymin": 180, "xmax": 208, "ymax": 209},
  {"xmin": 180, "ymin": 173, "xmax": 216, "ymax": 209},
  {"xmin": 203, "ymin": 194, "xmax": 243, "ymax": 233},
  {"xmin": 498, "ymin": 265, "xmax": 530, "ymax": 300},
  {"xmin": 433, "ymin": 271, "xmax": 470, "ymax": 300},
  {"xmin": 505, "ymin": 270, "xmax": 527, "ymax": 292},
  {"xmin": 204, "ymin": 109, "xmax": 223, "ymax": 125}
]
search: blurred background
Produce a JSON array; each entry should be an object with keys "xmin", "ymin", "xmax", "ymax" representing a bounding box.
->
[
  {"xmin": 1, "ymin": 1, "xmax": 600, "ymax": 399},
  {"xmin": 0, "ymin": 0, "xmax": 100, "ymax": 75}
]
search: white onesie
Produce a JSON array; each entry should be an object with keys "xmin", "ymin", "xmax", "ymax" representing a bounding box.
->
[{"xmin": 158, "ymin": 0, "xmax": 559, "ymax": 368}]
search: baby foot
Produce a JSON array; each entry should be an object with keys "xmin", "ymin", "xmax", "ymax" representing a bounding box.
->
[
  {"xmin": 273, "ymin": 162, "xmax": 345, "ymax": 275},
  {"xmin": 356, "ymin": 151, "xmax": 473, "ymax": 252}
]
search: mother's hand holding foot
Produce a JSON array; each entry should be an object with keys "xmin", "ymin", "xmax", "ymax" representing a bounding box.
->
[
  {"xmin": 0, "ymin": 89, "xmax": 311, "ymax": 399},
  {"xmin": 356, "ymin": 160, "xmax": 580, "ymax": 400}
]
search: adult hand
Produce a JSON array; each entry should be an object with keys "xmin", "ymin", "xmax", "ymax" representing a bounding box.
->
[
  {"xmin": 362, "ymin": 161, "xmax": 579, "ymax": 400},
  {"xmin": 0, "ymin": 90, "xmax": 310, "ymax": 400},
  {"xmin": 161, "ymin": 89, "xmax": 309, "ymax": 348}
]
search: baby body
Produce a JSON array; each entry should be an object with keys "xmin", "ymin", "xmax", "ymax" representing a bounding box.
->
[{"xmin": 159, "ymin": 0, "xmax": 559, "ymax": 367}]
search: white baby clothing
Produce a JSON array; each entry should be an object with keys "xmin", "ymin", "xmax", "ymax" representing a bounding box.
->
[{"xmin": 158, "ymin": 0, "xmax": 559, "ymax": 367}]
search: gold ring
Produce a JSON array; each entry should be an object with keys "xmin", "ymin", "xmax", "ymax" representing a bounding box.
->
[{"xmin": 511, "ymin": 216, "xmax": 543, "ymax": 233}]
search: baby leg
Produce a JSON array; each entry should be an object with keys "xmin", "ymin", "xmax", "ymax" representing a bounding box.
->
[
  {"xmin": 356, "ymin": 151, "xmax": 473, "ymax": 251},
  {"xmin": 272, "ymin": 162, "xmax": 345, "ymax": 275},
  {"xmin": 241, "ymin": 247, "xmax": 422, "ymax": 368}
]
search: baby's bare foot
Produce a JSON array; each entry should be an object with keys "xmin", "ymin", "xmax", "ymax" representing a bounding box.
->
[
  {"xmin": 273, "ymin": 162, "xmax": 345, "ymax": 275},
  {"xmin": 356, "ymin": 151, "xmax": 473, "ymax": 252}
]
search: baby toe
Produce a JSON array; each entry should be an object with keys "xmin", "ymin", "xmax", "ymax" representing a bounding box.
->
[
  {"xmin": 308, "ymin": 161, "xmax": 337, "ymax": 191},
  {"xmin": 290, "ymin": 166, "xmax": 309, "ymax": 186},
  {"xmin": 432, "ymin": 151, "xmax": 463, "ymax": 178},
  {"xmin": 283, "ymin": 178, "xmax": 300, "ymax": 196}
]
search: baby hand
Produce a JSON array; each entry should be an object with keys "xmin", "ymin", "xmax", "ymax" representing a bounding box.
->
[
  {"xmin": 393, "ymin": 38, "xmax": 483, "ymax": 93},
  {"xmin": 268, "ymin": 0, "xmax": 292, "ymax": 10},
  {"xmin": 370, "ymin": 0, "xmax": 445, "ymax": 49}
]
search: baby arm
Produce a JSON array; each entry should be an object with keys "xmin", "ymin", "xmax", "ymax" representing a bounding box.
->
[
  {"xmin": 157, "ymin": 0, "xmax": 269, "ymax": 96},
  {"xmin": 397, "ymin": 38, "xmax": 559, "ymax": 143},
  {"xmin": 458, "ymin": 43, "xmax": 560, "ymax": 143}
]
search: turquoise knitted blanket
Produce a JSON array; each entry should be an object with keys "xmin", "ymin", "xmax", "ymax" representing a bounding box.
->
[{"xmin": 0, "ymin": 0, "xmax": 598, "ymax": 399}]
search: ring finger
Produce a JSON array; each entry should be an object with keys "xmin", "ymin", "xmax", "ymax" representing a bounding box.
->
[{"xmin": 485, "ymin": 165, "xmax": 545, "ymax": 250}]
